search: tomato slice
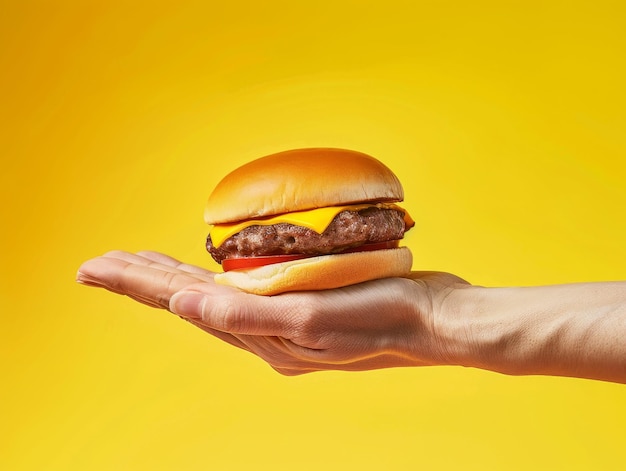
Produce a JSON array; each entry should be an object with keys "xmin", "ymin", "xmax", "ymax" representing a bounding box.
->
[
  {"xmin": 222, "ymin": 254, "xmax": 312, "ymax": 272},
  {"xmin": 221, "ymin": 240, "xmax": 400, "ymax": 272}
]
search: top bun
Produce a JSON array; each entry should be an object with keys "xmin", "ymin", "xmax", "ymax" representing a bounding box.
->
[{"xmin": 205, "ymin": 148, "xmax": 404, "ymax": 224}]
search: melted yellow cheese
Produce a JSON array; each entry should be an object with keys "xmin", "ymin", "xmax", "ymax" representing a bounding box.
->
[{"xmin": 209, "ymin": 203, "xmax": 414, "ymax": 248}]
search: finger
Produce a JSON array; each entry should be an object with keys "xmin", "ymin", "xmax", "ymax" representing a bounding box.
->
[
  {"xmin": 185, "ymin": 318, "xmax": 252, "ymax": 352},
  {"xmin": 231, "ymin": 334, "xmax": 419, "ymax": 373},
  {"xmin": 212, "ymin": 334, "xmax": 325, "ymax": 375},
  {"xmin": 101, "ymin": 251, "xmax": 215, "ymax": 282},
  {"xmin": 136, "ymin": 251, "xmax": 216, "ymax": 277},
  {"xmin": 78, "ymin": 251, "xmax": 214, "ymax": 295},
  {"xmin": 268, "ymin": 350, "xmax": 422, "ymax": 373},
  {"xmin": 271, "ymin": 366, "xmax": 318, "ymax": 376},
  {"xmin": 77, "ymin": 256, "xmax": 210, "ymax": 309},
  {"xmin": 184, "ymin": 322, "xmax": 320, "ymax": 376}
]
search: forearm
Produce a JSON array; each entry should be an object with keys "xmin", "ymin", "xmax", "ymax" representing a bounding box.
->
[{"xmin": 450, "ymin": 282, "xmax": 626, "ymax": 383}]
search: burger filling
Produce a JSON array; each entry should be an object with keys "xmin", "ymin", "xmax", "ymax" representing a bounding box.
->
[{"xmin": 207, "ymin": 207, "xmax": 410, "ymax": 265}]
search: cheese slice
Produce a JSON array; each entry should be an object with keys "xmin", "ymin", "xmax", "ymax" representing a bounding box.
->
[{"xmin": 209, "ymin": 203, "xmax": 414, "ymax": 248}]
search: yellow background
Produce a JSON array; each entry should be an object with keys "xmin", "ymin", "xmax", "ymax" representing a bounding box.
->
[{"xmin": 2, "ymin": 1, "xmax": 625, "ymax": 470}]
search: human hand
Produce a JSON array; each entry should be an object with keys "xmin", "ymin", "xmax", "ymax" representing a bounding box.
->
[{"xmin": 77, "ymin": 251, "xmax": 471, "ymax": 375}]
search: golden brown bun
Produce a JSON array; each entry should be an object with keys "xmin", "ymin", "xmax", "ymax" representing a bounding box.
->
[
  {"xmin": 213, "ymin": 247, "xmax": 413, "ymax": 295},
  {"xmin": 205, "ymin": 148, "xmax": 404, "ymax": 224}
]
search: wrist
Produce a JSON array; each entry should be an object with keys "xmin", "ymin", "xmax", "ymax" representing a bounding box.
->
[
  {"xmin": 450, "ymin": 286, "xmax": 524, "ymax": 374},
  {"xmin": 445, "ymin": 285, "xmax": 560, "ymax": 376},
  {"xmin": 432, "ymin": 284, "xmax": 494, "ymax": 370},
  {"xmin": 432, "ymin": 284, "xmax": 543, "ymax": 376},
  {"xmin": 402, "ymin": 274, "xmax": 483, "ymax": 369}
]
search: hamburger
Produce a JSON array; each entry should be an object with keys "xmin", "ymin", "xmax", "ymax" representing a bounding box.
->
[{"xmin": 204, "ymin": 148, "xmax": 415, "ymax": 295}]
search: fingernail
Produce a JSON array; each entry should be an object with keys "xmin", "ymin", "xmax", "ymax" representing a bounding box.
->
[{"xmin": 170, "ymin": 291, "xmax": 205, "ymax": 319}]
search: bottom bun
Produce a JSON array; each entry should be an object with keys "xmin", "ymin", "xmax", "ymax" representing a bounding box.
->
[{"xmin": 214, "ymin": 247, "xmax": 413, "ymax": 295}]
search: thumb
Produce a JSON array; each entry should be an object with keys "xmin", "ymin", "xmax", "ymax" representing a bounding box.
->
[
  {"xmin": 169, "ymin": 290, "xmax": 209, "ymax": 319},
  {"xmin": 169, "ymin": 288, "xmax": 298, "ymax": 336}
]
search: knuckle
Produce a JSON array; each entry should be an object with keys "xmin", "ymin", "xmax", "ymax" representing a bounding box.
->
[
  {"xmin": 152, "ymin": 270, "xmax": 180, "ymax": 309},
  {"xmin": 290, "ymin": 300, "xmax": 329, "ymax": 349},
  {"xmin": 161, "ymin": 269, "xmax": 178, "ymax": 292},
  {"xmin": 214, "ymin": 297, "xmax": 245, "ymax": 332}
]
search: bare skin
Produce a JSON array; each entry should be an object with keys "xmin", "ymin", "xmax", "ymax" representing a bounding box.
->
[{"xmin": 77, "ymin": 251, "xmax": 626, "ymax": 382}]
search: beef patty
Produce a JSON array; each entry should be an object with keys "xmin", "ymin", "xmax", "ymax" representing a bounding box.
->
[{"xmin": 207, "ymin": 207, "xmax": 408, "ymax": 264}]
